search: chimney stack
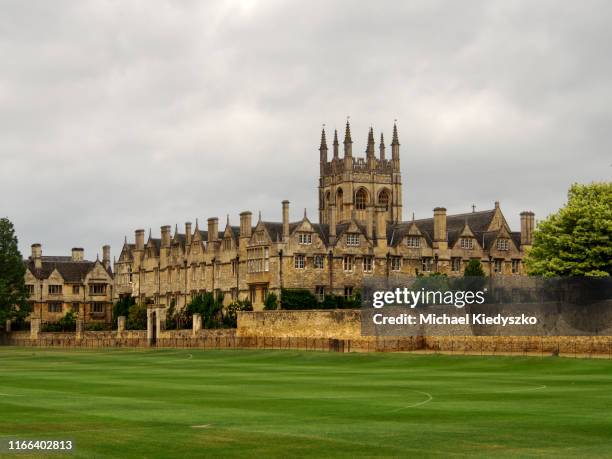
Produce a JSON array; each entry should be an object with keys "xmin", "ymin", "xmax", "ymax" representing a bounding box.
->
[
  {"xmin": 207, "ymin": 218, "xmax": 219, "ymax": 243},
  {"xmin": 161, "ymin": 225, "xmax": 171, "ymax": 247},
  {"xmin": 240, "ymin": 211, "xmax": 252, "ymax": 238},
  {"xmin": 520, "ymin": 211, "xmax": 535, "ymax": 247},
  {"xmin": 135, "ymin": 229, "xmax": 145, "ymax": 251},
  {"xmin": 71, "ymin": 247, "xmax": 84, "ymax": 262},
  {"xmin": 102, "ymin": 245, "xmax": 111, "ymax": 269},
  {"xmin": 282, "ymin": 200, "xmax": 290, "ymax": 239},
  {"xmin": 185, "ymin": 222, "xmax": 192, "ymax": 245},
  {"xmin": 31, "ymin": 243, "xmax": 42, "ymax": 269},
  {"xmin": 433, "ymin": 207, "xmax": 447, "ymax": 249}
]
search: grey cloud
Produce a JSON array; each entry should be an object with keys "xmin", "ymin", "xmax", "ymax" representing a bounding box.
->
[{"xmin": 0, "ymin": 0, "xmax": 610, "ymax": 261}]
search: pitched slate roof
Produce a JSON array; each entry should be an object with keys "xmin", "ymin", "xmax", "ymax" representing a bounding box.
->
[
  {"xmin": 388, "ymin": 209, "xmax": 497, "ymax": 247},
  {"xmin": 24, "ymin": 257, "xmax": 112, "ymax": 282}
]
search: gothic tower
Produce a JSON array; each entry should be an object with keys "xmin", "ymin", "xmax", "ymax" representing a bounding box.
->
[{"xmin": 318, "ymin": 120, "xmax": 403, "ymax": 225}]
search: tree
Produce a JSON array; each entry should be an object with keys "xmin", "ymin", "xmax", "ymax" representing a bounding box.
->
[
  {"xmin": 112, "ymin": 296, "xmax": 135, "ymax": 328},
  {"xmin": 525, "ymin": 182, "xmax": 612, "ymax": 277},
  {"xmin": 186, "ymin": 292, "xmax": 225, "ymax": 328},
  {"xmin": 127, "ymin": 303, "xmax": 147, "ymax": 330},
  {"xmin": 464, "ymin": 259, "xmax": 485, "ymax": 277},
  {"xmin": 0, "ymin": 218, "xmax": 30, "ymax": 324}
]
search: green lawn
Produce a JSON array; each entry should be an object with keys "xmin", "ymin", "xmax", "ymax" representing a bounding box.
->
[{"xmin": 1, "ymin": 348, "xmax": 611, "ymax": 458}]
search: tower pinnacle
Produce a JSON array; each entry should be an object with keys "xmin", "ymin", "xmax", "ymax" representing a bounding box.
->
[
  {"xmin": 333, "ymin": 129, "xmax": 339, "ymax": 158},
  {"xmin": 391, "ymin": 121, "xmax": 399, "ymax": 146},
  {"xmin": 366, "ymin": 127, "xmax": 375, "ymax": 158},
  {"xmin": 343, "ymin": 119, "xmax": 353, "ymax": 157}
]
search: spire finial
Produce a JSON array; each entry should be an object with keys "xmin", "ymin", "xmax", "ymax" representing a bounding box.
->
[
  {"xmin": 319, "ymin": 124, "xmax": 328, "ymax": 150},
  {"xmin": 258, "ymin": 210, "xmax": 262, "ymax": 222},
  {"xmin": 391, "ymin": 120, "xmax": 399, "ymax": 146},
  {"xmin": 366, "ymin": 126, "xmax": 375, "ymax": 157},
  {"xmin": 344, "ymin": 117, "xmax": 352, "ymax": 144},
  {"xmin": 195, "ymin": 218, "xmax": 199, "ymax": 231},
  {"xmin": 226, "ymin": 214, "xmax": 230, "ymax": 226},
  {"xmin": 175, "ymin": 223, "xmax": 178, "ymax": 235},
  {"xmin": 304, "ymin": 208, "xmax": 307, "ymax": 219},
  {"xmin": 472, "ymin": 204, "xmax": 476, "ymax": 213},
  {"xmin": 148, "ymin": 228, "xmax": 152, "ymax": 238},
  {"xmin": 124, "ymin": 235, "xmax": 127, "ymax": 244},
  {"xmin": 379, "ymin": 132, "xmax": 386, "ymax": 160},
  {"xmin": 332, "ymin": 129, "xmax": 339, "ymax": 159},
  {"xmin": 412, "ymin": 212, "xmax": 415, "ymax": 221}
]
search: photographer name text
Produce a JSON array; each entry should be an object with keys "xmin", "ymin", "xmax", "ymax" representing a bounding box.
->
[{"xmin": 372, "ymin": 313, "xmax": 538, "ymax": 326}]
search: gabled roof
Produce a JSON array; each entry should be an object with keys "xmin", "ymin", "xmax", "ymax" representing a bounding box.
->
[
  {"xmin": 24, "ymin": 257, "xmax": 112, "ymax": 282},
  {"xmin": 389, "ymin": 209, "xmax": 497, "ymax": 247}
]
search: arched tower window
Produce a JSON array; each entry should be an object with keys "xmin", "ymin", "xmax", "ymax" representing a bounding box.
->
[
  {"xmin": 378, "ymin": 189, "xmax": 390, "ymax": 212},
  {"xmin": 336, "ymin": 188, "xmax": 344, "ymax": 220},
  {"xmin": 355, "ymin": 188, "xmax": 368, "ymax": 210},
  {"xmin": 325, "ymin": 191, "xmax": 331, "ymax": 209}
]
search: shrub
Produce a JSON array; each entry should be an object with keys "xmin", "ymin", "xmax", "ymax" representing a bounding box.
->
[
  {"xmin": 321, "ymin": 291, "xmax": 362, "ymax": 309},
  {"xmin": 263, "ymin": 292, "xmax": 278, "ymax": 310},
  {"xmin": 127, "ymin": 303, "xmax": 147, "ymax": 330},
  {"xmin": 42, "ymin": 311, "xmax": 76, "ymax": 332},
  {"xmin": 186, "ymin": 292, "xmax": 225, "ymax": 329},
  {"xmin": 464, "ymin": 259, "xmax": 485, "ymax": 277},
  {"xmin": 280, "ymin": 288, "xmax": 318, "ymax": 310},
  {"xmin": 86, "ymin": 322, "xmax": 111, "ymax": 331},
  {"xmin": 113, "ymin": 296, "xmax": 135, "ymax": 328},
  {"xmin": 225, "ymin": 298, "xmax": 253, "ymax": 327},
  {"xmin": 165, "ymin": 299, "xmax": 191, "ymax": 330}
]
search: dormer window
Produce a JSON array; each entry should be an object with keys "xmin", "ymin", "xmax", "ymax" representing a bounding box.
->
[
  {"xmin": 496, "ymin": 239, "xmax": 509, "ymax": 250},
  {"xmin": 298, "ymin": 233, "xmax": 312, "ymax": 245},
  {"xmin": 346, "ymin": 234, "xmax": 360, "ymax": 246},
  {"xmin": 224, "ymin": 238, "xmax": 232, "ymax": 250},
  {"xmin": 460, "ymin": 238, "xmax": 474, "ymax": 249},
  {"xmin": 406, "ymin": 236, "xmax": 420, "ymax": 248}
]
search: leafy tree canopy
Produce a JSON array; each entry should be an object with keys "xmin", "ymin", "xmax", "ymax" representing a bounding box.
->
[
  {"xmin": 464, "ymin": 259, "xmax": 485, "ymax": 277},
  {"xmin": 0, "ymin": 217, "xmax": 30, "ymax": 324},
  {"xmin": 525, "ymin": 182, "xmax": 611, "ymax": 277}
]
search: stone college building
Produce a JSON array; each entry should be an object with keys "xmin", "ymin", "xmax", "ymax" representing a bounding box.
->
[{"xmin": 112, "ymin": 121, "xmax": 536, "ymax": 311}]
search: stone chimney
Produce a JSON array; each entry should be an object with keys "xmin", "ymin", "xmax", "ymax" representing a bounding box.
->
[
  {"xmin": 161, "ymin": 225, "xmax": 171, "ymax": 247},
  {"xmin": 520, "ymin": 211, "xmax": 535, "ymax": 247},
  {"xmin": 376, "ymin": 206, "xmax": 387, "ymax": 249},
  {"xmin": 102, "ymin": 245, "xmax": 111, "ymax": 270},
  {"xmin": 185, "ymin": 222, "xmax": 192, "ymax": 245},
  {"xmin": 282, "ymin": 200, "xmax": 290, "ymax": 239},
  {"xmin": 240, "ymin": 211, "xmax": 252, "ymax": 238},
  {"xmin": 433, "ymin": 207, "xmax": 447, "ymax": 249},
  {"xmin": 208, "ymin": 218, "xmax": 219, "ymax": 243},
  {"xmin": 329, "ymin": 203, "xmax": 337, "ymax": 244},
  {"xmin": 71, "ymin": 247, "xmax": 84, "ymax": 262},
  {"xmin": 31, "ymin": 243, "xmax": 42, "ymax": 269},
  {"xmin": 135, "ymin": 229, "xmax": 145, "ymax": 251}
]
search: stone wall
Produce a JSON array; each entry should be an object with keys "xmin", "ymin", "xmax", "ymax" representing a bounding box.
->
[
  {"xmin": 2, "ymin": 309, "xmax": 612, "ymax": 357},
  {"xmin": 237, "ymin": 309, "xmax": 361, "ymax": 339}
]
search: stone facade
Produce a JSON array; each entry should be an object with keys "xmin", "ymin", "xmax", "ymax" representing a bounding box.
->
[
  {"xmin": 23, "ymin": 245, "xmax": 114, "ymax": 324},
  {"xmin": 114, "ymin": 121, "xmax": 535, "ymax": 311}
]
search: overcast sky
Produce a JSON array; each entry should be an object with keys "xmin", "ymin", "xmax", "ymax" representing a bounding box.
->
[{"xmin": 1, "ymin": 0, "xmax": 610, "ymax": 262}]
